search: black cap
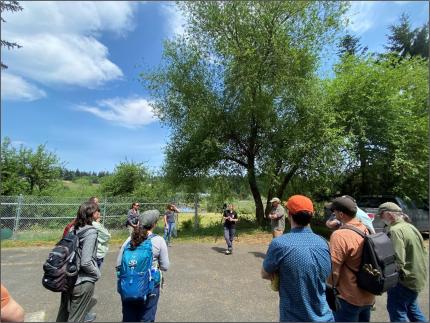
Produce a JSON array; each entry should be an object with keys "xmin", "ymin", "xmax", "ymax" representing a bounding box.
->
[{"xmin": 329, "ymin": 196, "xmax": 357, "ymax": 217}]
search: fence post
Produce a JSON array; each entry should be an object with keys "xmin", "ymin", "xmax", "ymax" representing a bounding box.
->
[
  {"xmin": 193, "ymin": 194, "xmax": 199, "ymax": 231},
  {"xmin": 13, "ymin": 194, "xmax": 23, "ymax": 239},
  {"xmin": 102, "ymin": 197, "xmax": 107, "ymax": 225}
]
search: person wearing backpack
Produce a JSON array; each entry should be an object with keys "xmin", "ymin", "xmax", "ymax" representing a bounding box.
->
[
  {"xmin": 116, "ymin": 209, "xmax": 169, "ymax": 322},
  {"xmin": 328, "ymin": 196, "xmax": 375, "ymax": 322},
  {"xmin": 377, "ymin": 202, "xmax": 428, "ymax": 322},
  {"xmin": 56, "ymin": 202, "xmax": 101, "ymax": 323}
]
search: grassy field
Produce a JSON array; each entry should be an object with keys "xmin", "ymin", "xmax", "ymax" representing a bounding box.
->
[{"xmin": 1, "ymin": 212, "xmax": 332, "ymax": 248}]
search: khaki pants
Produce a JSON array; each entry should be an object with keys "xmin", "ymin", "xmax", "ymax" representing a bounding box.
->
[{"xmin": 56, "ymin": 281, "xmax": 95, "ymax": 322}]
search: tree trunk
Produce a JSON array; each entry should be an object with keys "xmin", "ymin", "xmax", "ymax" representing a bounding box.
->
[
  {"xmin": 358, "ymin": 140, "xmax": 367, "ymax": 195},
  {"xmin": 263, "ymin": 165, "xmax": 299, "ymax": 216},
  {"xmin": 247, "ymin": 165, "xmax": 265, "ymax": 227}
]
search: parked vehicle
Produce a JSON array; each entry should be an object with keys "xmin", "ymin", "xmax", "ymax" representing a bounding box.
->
[{"xmin": 356, "ymin": 195, "xmax": 429, "ymax": 233}]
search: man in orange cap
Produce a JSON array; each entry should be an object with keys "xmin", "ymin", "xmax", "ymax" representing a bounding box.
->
[{"xmin": 261, "ymin": 195, "xmax": 333, "ymax": 322}]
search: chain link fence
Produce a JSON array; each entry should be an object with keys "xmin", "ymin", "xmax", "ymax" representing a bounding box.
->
[{"xmin": 0, "ymin": 195, "xmax": 202, "ymax": 240}]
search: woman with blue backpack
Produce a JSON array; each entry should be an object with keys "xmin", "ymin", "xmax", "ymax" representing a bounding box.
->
[{"xmin": 116, "ymin": 209, "xmax": 169, "ymax": 322}]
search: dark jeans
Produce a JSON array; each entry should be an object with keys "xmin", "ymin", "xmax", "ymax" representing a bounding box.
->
[
  {"xmin": 56, "ymin": 281, "xmax": 95, "ymax": 322},
  {"xmin": 224, "ymin": 226, "xmax": 235, "ymax": 250},
  {"xmin": 387, "ymin": 283, "xmax": 427, "ymax": 322},
  {"xmin": 334, "ymin": 297, "xmax": 372, "ymax": 322},
  {"xmin": 121, "ymin": 286, "xmax": 160, "ymax": 322},
  {"xmin": 96, "ymin": 258, "xmax": 104, "ymax": 269}
]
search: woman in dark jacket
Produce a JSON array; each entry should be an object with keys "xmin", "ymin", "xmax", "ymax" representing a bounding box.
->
[{"xmin": 56, "ymin": 201, "xmax": 101, "ymax": 322}]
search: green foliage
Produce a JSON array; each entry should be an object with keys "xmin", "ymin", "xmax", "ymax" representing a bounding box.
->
[
  {"xmin": 1, "ymin": 137, "xmax": 63, "ymax": 195},
  {"xmin": 100, "ymin": 161, "xmax": 149, "ymax": 197},
  {"xmin": 326, "ymin": 54, "xmax": 428, "ymax": 200},
  {"xmin": 142, "ymin": 1, "xmax": 348, "ymax": 225},
  {"xmin": 385, "ymin": 13, "xmax": 429, "ymax": 58}
]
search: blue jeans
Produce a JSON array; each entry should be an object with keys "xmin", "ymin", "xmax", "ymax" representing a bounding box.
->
[
  {"xmin": 334, "ymin": 298, "xmax": 372, "ymax": 322},
  {"xmin": 224, "ymin": 226, "xmax": 235, "ymax": 250},
  {"xmin": 387, "ymin": 283, "xmax": 427, "ymax": 322},
  {"xmin": 121, "ymin": 286, "xmax": 160, "ymax": 322},
  {"xmin": 164, "ymin": 222, "xmax": 176, "ymax": 244}
]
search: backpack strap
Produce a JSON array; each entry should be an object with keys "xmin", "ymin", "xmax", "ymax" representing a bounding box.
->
[
  {"xmin": 339, "ymin": 225, "xmax": 368, "ymax": 275},
  {"xmin": 341, "ymin": 224, "xmax": 367, "ymax": 238}
]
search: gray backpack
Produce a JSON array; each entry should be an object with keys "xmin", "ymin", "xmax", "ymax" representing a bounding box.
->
[{"xmin": 342, "ymin": 225, "xmax": 399, "ymax": 295}]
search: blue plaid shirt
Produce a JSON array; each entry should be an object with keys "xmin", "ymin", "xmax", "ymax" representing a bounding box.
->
[{"xmin": 263, "ymin": 227, "xmax": 334, "ymax": 322}]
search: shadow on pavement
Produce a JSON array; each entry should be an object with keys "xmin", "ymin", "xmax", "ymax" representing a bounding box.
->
[
  {"xmin": 211, "ymin": 246, "xmax": 226, "ymax": 254},
  {"xmin": 249, "ymin": 251, "xmax": 266, "ymax": 259}
]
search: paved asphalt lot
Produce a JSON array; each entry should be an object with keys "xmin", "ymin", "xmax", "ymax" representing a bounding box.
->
[{"xmin": 1, "ymin": 240, "xmax": 428, "ymax": 322}]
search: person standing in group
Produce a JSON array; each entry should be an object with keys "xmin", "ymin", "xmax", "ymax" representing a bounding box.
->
[
  {"xmin": 262, "ymin": 195, "xmax": 333, "ymax": 322},
  {"xmin": 223, "ymin": 204, "xmax": 238, "ymax": 255},
  {"xmin": 328, "ymin": 196, "xmax": 375, "ymax": 322},
  {"xmin": 163, "ymin": 203, "xmax": 180, "ymax": 247},
  {"xmin": 56, "ymin": 202, "xmax": 101, "ymax": 323},
  {"xmin": 91, "ymin": 207, "xmax": 111, "ymax": 270},
  {"xmin": 116, "ymin": 210, "xmax": 169, "ymax": 322},
  {"xmin": 326, "ymin": 195, "xmax": 376, "ymax": 234},
  {"xmin": 63, "ymin": 197, "xmax": 99, "ymax": 238},
  {"xmin": 268, "ymin": 197, "xmax": 285, "ymax": 238},
  {"xmin": 126, "ymin": 202, "xmax": 141, "ymax": 235},
  {"xmin": 377, "ymin": 202, "xmax": 428, "ymax": 322}
]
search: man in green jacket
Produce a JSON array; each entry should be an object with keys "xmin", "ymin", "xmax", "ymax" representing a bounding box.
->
[{"xmin": 378, "ymin": 202, "xmax": 428, "ymax": 322}]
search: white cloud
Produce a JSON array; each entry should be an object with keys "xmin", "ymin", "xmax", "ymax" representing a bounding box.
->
[
  {"xmin": 160, "ymin": 2, "xmax": 186, "ymax": 37},
  {"xmin": 1, "ymin": 1, "xmax": 138, "ymax": 90},
  {"xmin": 76, "ymin": 97, "xmax": 157, "ymax": 128},
  {"xmin": 1, "ymin": 72, "xmax": 46, "ymax": 101},
  {"xmin": 345, "ymin": 1, "xmax": 376, "ymax": 34}
]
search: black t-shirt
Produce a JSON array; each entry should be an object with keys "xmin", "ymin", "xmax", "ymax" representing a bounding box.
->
[{"xmin": 223, "ymin": 210, "xmax": 238, "ymax": 227}]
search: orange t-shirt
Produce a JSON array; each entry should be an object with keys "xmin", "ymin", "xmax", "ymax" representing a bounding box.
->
[
  {"xmin": 329, "ymin": 219, "xmax": 375, "ymax": 306},
  {"xmin": 1, "ymin": 284, "xmax": 10, "ymax": 309}
]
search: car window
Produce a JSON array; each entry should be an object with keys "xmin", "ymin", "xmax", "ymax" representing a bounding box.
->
[{"xmin": 356, "ymin": 197, "xmax": 397, "ymax": 208}]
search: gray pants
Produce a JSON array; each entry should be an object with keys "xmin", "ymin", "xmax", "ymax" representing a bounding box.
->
[
  {"xmin": 224, "ymin": 226, "xmax": 235, "ymax": 250},
  {"xmin": 56, "ymin": 281, "xmax": 95, "ymax": 322}
]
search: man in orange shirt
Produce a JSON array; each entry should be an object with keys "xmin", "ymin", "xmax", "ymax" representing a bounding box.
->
[
  {"xmin": 1, "ymin": 284, "xmax": 25, "ymax": 322},
  {"xmin": 328, "ymin": 196, "xmax": 375, "ymax": 322}
]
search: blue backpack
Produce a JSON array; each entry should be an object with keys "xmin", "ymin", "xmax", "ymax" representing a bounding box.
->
[{"xmin": 117, "ymin": 234, "xmax": 160, "ymax": 302}]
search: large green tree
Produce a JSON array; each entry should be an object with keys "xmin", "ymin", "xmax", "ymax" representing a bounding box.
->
[
  {"xmin": 326, "ymin": 55, "xmax": 428, "ymax": 199},
  {"xmin": 142, "ymin": 1, "xmax": 348, "ymax": 225},
  {"xmin": 1, "ymin": 137, "xmax": 62, "ymax": 195}
]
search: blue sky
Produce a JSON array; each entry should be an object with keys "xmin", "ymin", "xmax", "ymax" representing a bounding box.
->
[{"xmin": 1, "ymin": 1, "xmax": 428, "ymax": 173}]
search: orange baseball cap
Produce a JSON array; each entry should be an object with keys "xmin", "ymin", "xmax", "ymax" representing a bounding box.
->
[{"xmin": 285, "ymin": 195, "xmax": 314, "ymax": 215}]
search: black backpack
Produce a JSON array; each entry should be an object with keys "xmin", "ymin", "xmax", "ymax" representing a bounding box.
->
[
  {"xmin": 42, "ymin": 228, "xmax": 90, "ymax": 292},
  {"xmin": 342, "ymin": 225, "xmax": 399, "ymax": 295}
]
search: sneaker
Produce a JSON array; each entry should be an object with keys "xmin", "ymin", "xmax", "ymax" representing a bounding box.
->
[
  {"xmin": 225, "ymin": 250, "xmax": 231, "ymax": 255},
  {"xmin": 84, "ymin": 313, "xmax": 96, "ymax": 323}
]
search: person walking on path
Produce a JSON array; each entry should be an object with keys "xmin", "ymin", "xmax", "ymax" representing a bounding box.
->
[
  {"xmin": 163, "ymin": 203, "xmax": 180, "ymax": 246},
  {"xmin": 262, "ymin": 195, "xmax": 334, "ymax": 322},
  {"xmin": 116, "ymin": 210, "xmax": 169, "ymax": 322},
  {"xmin": 223, "ymin": 204, "xmax": 238, "ymax": 255},
  {"xmin": 328, "ymin": 196, "xmax": 375, "ymax": 322},
  {"xmin": 377, "ymin": 202, "xmax": 428, "ymax": 322},
  {"xmin": 268, "ymin": 197, "xmax": 285, "ymax": 238},
  {"xmin": 126, "ymin": 202, "xmax": 140, "ymax": 235},
  {"xmin": 56, "ymin": 201, "xmax": 101, "ymax": 323}
]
